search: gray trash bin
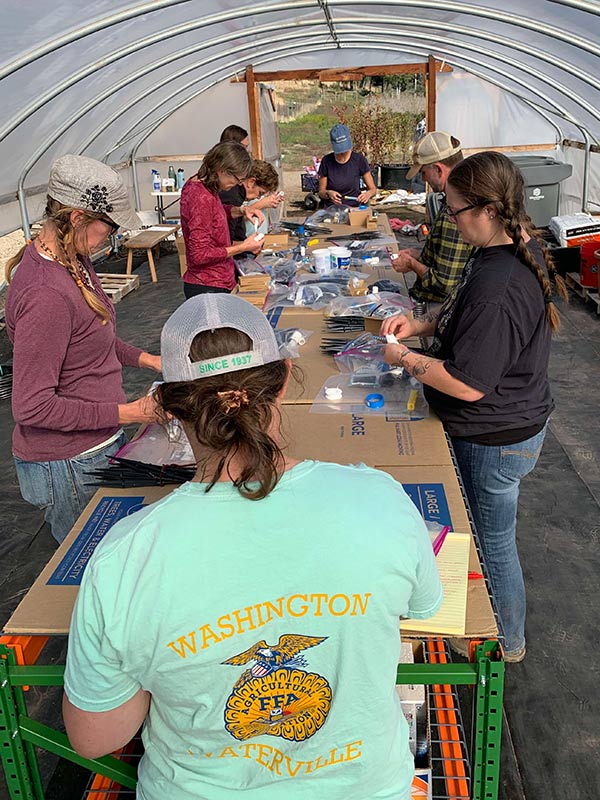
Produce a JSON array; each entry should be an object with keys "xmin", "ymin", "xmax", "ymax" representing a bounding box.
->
[{"xmin": 506, "ymin": 155, "xmax": 572, "ymax": 228}]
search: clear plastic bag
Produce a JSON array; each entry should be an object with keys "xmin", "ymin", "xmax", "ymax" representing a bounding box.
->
[
  {"xmin": 305, "ymin": 206, "xmax": 351, "ymax": 226},
  {"xmin": 311, "ymin": 373, "xmax": 428, "ymax": 420},
  {"xmin": 294, "ymin": 269, "xmax": 368, "ymax": 285},
  {"xmin": 333, "ymin": 333, "xmax": 386, "ymax": 372},
  {"xmin": 326, "ymin": 291, "xmax": 414, "ymax": 319},
  {"xmin": 274, "ymin": 327, "xmax": 313, "ymax": 358},
  {"xmin": 263, "ymin": 282, "xmax": 342, "ymax": 313}
]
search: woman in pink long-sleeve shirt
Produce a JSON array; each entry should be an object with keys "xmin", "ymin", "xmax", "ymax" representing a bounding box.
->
[
  {"xmin": 5, "ymin": 154, "xmax": 162, "ymax": 543},
  {"xmin": 180, "ymin": 142, "xmax": 264, "ymax": 298}
]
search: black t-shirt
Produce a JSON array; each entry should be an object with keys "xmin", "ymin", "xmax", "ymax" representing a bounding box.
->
[
  {"xmin": 424, "ymin": 241, "xmax": 554, "ymax": 442},
  {"xmin": 318, "ymin": 151, "xmax": 371, "ymax": 201},
  {"xmin": 219, "ymin": 184, "xmax": 246, "ymax": 243}
]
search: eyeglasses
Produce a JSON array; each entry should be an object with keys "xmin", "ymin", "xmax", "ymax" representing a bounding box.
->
[
  {"xmin": 100, "ymin": 217, "xmax": 120, "ymax": 233},
  {"xmin": 228, "ymin": 171, "xmax": 249, "ymax": 185},
  {"xmin": 446, "ymin": 204, "xmax": 477, "ymax": 220}
]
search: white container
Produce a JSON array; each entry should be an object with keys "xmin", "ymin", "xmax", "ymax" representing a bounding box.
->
[
  {"xmin": 329, "ymin": 246, "xmax": 352, "ymax": 269},
  {"xmin": 313, "ymin": 248, "xmax": 332, "ymax": 273}
]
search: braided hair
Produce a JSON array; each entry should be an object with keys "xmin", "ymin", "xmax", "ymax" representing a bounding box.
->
[
  {"xmin": 447, "ymin": 151, "xmax": 568, "ymax": 332},
  {"xmin": 5, "ymin": 197, "xmax": 111, "ymax": 324}
]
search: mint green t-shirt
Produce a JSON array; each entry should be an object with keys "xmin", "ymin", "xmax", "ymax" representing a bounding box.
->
[{"xmin": 65, "ymin": 461, "xmax": 442, "ymax": 800}]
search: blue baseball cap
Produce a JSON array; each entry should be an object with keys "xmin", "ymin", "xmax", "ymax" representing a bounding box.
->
[{"xmin": 330, "ymin": 123, "xmax": 352, "ymax": 154}]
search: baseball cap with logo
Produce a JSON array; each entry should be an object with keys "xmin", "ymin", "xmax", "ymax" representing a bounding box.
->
[
  {"xmin": 406, "ymin": 131, "xmax": 462, "ymax": 180},
  {"xmin": 330, "ymin": 123, "xmax": 353, "ymax": 154},
  {"xmin": 48, "ymin": 154, "xmax": 141, "ymax": 231},
  {"xmin": 161, "ymin": 294, "xmax": 282, "ymax": 382}
]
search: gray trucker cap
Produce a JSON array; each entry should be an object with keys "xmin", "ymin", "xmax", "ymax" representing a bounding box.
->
[{"xmin": 161, "ymin": 294, "xmax": 282, "ymax": 382}]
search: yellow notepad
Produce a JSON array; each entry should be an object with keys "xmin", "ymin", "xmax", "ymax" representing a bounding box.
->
[{"xmin": 401, "ymin": 532, "xmax": 470, "ymax": 636}]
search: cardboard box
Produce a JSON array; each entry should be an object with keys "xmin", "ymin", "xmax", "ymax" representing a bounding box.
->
[
  {"xmin": 348, "ymin": 209, "xmax": 372, "ymax": 227},
  {"xmin": 283, "ymin": 404, "xmax": 453, "ymax": 467},
  {"xmin": 4, "ymin": 488, "xmax": 173, "ymax": 635},
  {"xmin": 176, "ymin": 234, "xmax": 186, "ymax": 276},
  {"xmin": 262, "ymin": 232, "xmax": 290, "ymax": 249}
]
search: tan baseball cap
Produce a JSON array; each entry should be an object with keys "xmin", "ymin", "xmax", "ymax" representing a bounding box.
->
[{"xmin": 406, "ymin": 131, "xmax": 462, "ymax": 180}]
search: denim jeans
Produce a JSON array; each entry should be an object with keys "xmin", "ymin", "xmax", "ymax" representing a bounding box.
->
[
  {"xmin": 451, "ymin": 425, "xmax": 547, "ymax": 654},
  {"xmin": 14, "ymin": 432, "xmax": 126, "ymax": 544}
]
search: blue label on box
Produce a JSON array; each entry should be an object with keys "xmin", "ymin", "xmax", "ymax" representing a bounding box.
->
[
  {"xmin": 266, "ymin": 307, "xmax": 284, "ymax": 328},
  {"xmin": 47, "ymin": 496, "xmax": 146, "ymax": 586},
  {"xmin": 402, "ymin": 483, "xmax": 452, "ymax": 528}
]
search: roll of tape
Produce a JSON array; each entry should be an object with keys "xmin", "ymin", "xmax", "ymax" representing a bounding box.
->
[{"xmin": 365, "ymin": 393, "xmax": 385, "ymax": 409}]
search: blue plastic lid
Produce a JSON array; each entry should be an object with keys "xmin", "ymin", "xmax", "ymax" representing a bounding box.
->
[
  {"xmin": 359, "ymin": 204, "xmax": 368, "ymax": 210},
  {"xmin": 365, "ymin": 393, "xmax": 385, "ymax": 409}
]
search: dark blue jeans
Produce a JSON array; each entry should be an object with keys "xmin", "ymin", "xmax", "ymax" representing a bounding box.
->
[
  {"xmin": 451, "ymin": 425, "xmax": 547, "ymax": 654},
  {"xmin": 13, "ymin": 432, "xmax": 126, "ymax": 544}
]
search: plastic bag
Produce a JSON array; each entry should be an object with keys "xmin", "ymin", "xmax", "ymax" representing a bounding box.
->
[
  {"xmin": 274, "ymin": 328, "xmax": 313, "ymax": 358},
  {"xmin": 311, "ymin": 373, "xmax": 428, "ymax": 420},
  {"xmin": 263, "ymin": 282, "xmax": 341, "ymax": 313},
  {"xmin": 326, "ymin": 291, "xmax": 414, "ymax": 319},
  {"xmin": 333, "ymin": 333, "xmax": 386, "ymax": 372},
  {"xmin": 294, "ymin": 269, "xmax": 368, "ymax": 285},
  {"xmin": 305, "ymin": 206, "xmax": 351, "ymax": 226}
]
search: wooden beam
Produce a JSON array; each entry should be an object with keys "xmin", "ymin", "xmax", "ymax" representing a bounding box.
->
[
  {"xmin": 462, "ymin": 143, "xmax": 559, "ymax": 154},
  {"xmin": 136, "ymin": 154, "xmax": 206, "ymax": 163},
  {"xmin": 245, "ymin": 65, "xmax": 262, "ymax": 160},
  {"xmin": 562, "ymin": 138, "xmax": 600, "ymax": 154},
  {"xmin": 231, "ymin": 62, "xmax": 453, "ymax": 83},
  {"xmin": 426, "ymin": 55, "xmax": 436, "ymax": 133}
]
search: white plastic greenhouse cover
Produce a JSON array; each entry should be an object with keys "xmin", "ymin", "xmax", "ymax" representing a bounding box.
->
[{"xmin": 0, "ymin": 0, "xmax": 598, "ymax": 236}]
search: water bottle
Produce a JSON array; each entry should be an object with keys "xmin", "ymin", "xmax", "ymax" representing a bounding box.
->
[
  {"xmin": 177, "ymin": 168, "xmax": 185, "ymax": 190},
  {"xmin": 168, "ymin": 165, "xmax": 176, "ymax": 189},
  {"xmin": 152, "ymin": 169, "xmax": 161, "ymax": 192}
]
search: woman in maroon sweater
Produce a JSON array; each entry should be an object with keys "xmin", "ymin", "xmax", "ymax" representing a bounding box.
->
[
  {"xmin": 5, "ymin": 155, "xmax": 161, "ymax": 543},
  {"xmin": 180, "ymin": 142, "xmax": 264, "ymax": 298}
]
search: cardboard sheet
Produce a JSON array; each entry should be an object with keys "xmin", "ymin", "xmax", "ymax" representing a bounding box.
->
[{"xmin": 283, "ymin": 404, "xmax": 453, "ymax": 467}]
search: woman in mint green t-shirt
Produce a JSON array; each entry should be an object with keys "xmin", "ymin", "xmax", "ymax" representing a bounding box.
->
[{"xmin": 64, "ymin": 294, "xmax": 442, "ymax": 800}]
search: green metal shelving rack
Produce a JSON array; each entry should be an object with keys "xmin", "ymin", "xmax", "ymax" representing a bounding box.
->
[{"xmin": 0, "ymin": 639, "xmax": 504, "ymax": 800}]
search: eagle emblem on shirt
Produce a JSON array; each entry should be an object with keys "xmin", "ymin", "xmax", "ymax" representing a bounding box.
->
[{"xmin": 222, "ymin": 634, "xmax": 332, "ymax": 742}]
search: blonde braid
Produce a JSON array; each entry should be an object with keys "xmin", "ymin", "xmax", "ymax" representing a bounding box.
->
[{"xmin": 49, "ymin": 204, "xmax": 111, "ymax": 325}]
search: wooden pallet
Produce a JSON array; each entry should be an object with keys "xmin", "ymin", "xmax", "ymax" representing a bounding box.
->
[
  {"xmin": 565, "ymin": 272, "xmax": 600, "ymax": 314},
  {"xmin": 97, "ymin": 273, "xmax": 139, "ymax": 304}
]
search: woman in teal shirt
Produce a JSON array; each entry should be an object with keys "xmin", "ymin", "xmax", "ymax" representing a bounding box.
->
[{"xmin": 63, "ymin": 295, "xmax": 442, "ymax": 800}]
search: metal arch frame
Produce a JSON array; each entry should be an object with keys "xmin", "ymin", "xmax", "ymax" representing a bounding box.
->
[
  {"xmin": 101, "ymin": 18, "xmax": 597, "ymax": 176},
  {"xmin": 108, "ymin": 23, "xmax": 596, "ymax": 170},
  {"xmin": 329, "ymin": 0, "xmax": 599, "ymax": 58},
  {"xmin": 0, "ymin": 2, "xmax": 322, "ymax": 144},
  {"xmin": 1, "ymin": 0, "xmax": 599, "ymax": 147},
  {"xmin": 78, "ymin": 26, "xmax": 333, "ymax": 161},
  {"xmin": 124, "ymin": 42, "xmax": 575, "ymax": 210}
]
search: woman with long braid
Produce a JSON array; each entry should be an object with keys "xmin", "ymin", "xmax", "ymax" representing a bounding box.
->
[
  {"xmin": 5, "ymin": 155, "xmax": 162, "ymax": 543},
  {"xmin": 382, "ymin": 151, "xmax": 567, "ymax": 662}
]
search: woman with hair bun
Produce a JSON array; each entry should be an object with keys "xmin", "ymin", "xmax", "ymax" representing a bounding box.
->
[
  {"xmin": 63, "ymin": 293, "xmax": 442, "ymax": 800},
  {"xmin": 5, "ymin": 154, "xmax": 162, "ymax": 543},
  {"xmin": 382, "ymin": 151, "xmax": 568, "ymax": 662}
]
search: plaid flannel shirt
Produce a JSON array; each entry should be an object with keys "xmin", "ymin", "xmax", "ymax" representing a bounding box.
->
[{"xmin": 411, "ymin": 203, "xmax": 476, "ymax": 303}]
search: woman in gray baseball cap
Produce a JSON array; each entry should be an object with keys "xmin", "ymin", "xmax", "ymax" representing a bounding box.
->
[
  {"xmin": 62, "ymin": 293, "xmax": 442, "ymax": 800},
  {"xmin": 4, "ymin": 154, "xmax": 162, "ymax": 544}
]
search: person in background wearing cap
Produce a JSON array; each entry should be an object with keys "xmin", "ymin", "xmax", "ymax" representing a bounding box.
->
[
  {"xmin": 63, "ymin": 293, "xmax": 442, "ymax": 800},
  {"xmin": 394, "ymin": 132, "xmax": 475, "ymax": 306},
  {"xmin": 318, "ymin": 123, "xmax": 377, "ymax": 207},
  {"xmin": 181, "ymin": 142, "xmax": 265, "ymax": 298},
  {"xmin": 4, "ymin": 154, "xmax": 162, "ymax": 544}
]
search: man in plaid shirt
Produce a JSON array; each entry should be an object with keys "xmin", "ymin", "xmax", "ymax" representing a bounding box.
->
[{"xmin": 393, "ymin": 132, "xmax": 476, "ymax": 305}]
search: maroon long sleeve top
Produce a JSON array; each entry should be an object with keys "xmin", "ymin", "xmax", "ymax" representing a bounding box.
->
[
  {"xmin": 180, "ymin": 179, "xmax": 237, "ymax": 290},
  {"xmin": 5, "ymin": 242, "xmax": 143, "ymax": 461}
]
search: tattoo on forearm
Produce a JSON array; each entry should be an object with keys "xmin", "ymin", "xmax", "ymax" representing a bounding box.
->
[
  {"xmin": 423, "ymin": 311, "xmax": 438, "ymax": 324},
  {"xmin": 397, "ymin": 349, "xmax": 435, "ymax": 378}
]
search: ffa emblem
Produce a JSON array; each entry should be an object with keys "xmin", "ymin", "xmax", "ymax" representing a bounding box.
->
[{"xmin": 222, "ymin": 634, "xmax": 331, "ymax": 742}]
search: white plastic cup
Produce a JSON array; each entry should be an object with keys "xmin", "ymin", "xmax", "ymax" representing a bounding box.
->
[
  {"xmin": 329, "ymin": 246, "xmax": 352, "ymax": 269},
  {"xmin": 313, "ymin": 248, "xmax": 332, "ymax": 273}
]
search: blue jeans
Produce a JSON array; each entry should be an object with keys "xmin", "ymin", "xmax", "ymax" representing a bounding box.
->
[
  {"xmin": 13, "ymin": 432, "xmax": 126, "ymax": 544},
  {"xmin": 451, "ymin": 425, "xmax": 547, "ymax": 654}
]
